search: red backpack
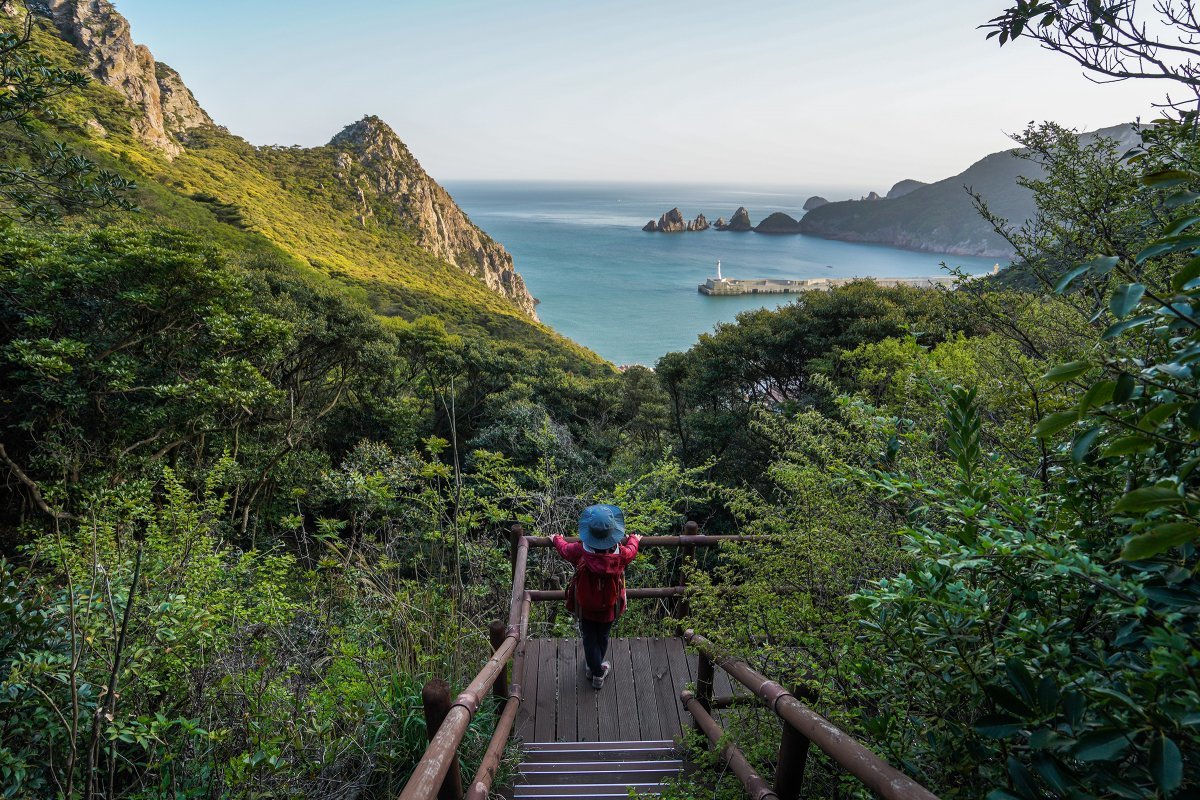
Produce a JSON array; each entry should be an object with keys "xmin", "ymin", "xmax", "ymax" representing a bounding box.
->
[{"xmin": 566, "ymin": 565, "xmax": 625, "ymax": 621}]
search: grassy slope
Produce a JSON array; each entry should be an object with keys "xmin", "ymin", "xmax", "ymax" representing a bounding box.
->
[{"xmin": 20, "ymin": 15, "xmax": 605, "ymax": 369}]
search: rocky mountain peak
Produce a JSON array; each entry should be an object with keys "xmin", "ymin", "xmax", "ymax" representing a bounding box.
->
[
  {"xmin": 329, "ymin": 116, "xmax": 537, "ymax": 318},
  {"xmin": 39, "ymin": 0, "xmax": 213, "ymax": 156}
]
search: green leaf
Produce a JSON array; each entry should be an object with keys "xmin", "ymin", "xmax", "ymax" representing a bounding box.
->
[
  {"xmin": 1113, "ymin": 372, "xmax": 1137, "ymax": 403},
  {"xmin": 1008, "ymin": 756, "xmax": 1039, "ymax": 799},
  {"xmin": 1101, "ymin": 314, "xmax": 1153, "ymax": 340},
  {"xmin": 1150, "ymin": 733, "xmax": 1182, "ymax": 792},
  {"xmin": 1164, "ymin": 214, "xmax": 1200, "ymax": 237},
  {"xmin": 1121, "ymin": 523, "xmax": 1200, "ymax": 560},
  {"xmin": 1005, "ymin": 658, "xmax": 1035, "ymax": 705},
  {"xmin": 1037, "ymin": 675, "xmax": 1059, "ymax": 715},
  {"xmin": 1137, "ymin": 402, "xmax": 1182, "ymax": 432},
  {"xmin": 985, "ymin": 683, "xmax": 1033, "ymax": 716},
  {"xmin": 1070, "ymin": 427, "xmax": 1102, "ymax": 463},
  {"xmin": 1042, "ymin": 360, "xmax": 1090, "ymax": 383},
  {"xmin": 1102, "ymin": 436, "xmax": 1155, "ymax": 457},
  {"xmin": 1079, "ymin": 380, "xmax": 1116, "ymax": 411},
  {"xmin": 975, "ymin": 714, "xmax": 1024, "ymax": 738},
  {"xmin": 1072, "ymin": 729, "xmax": 1132, "ymax": 762},
  {"xmin": 1172, "ymin": 256, "xmax": 1200, "ymax": 292},
  {"xmin": 1054, "ymin": 264, "xmax": 1092, "ymax": 293},
  {"xmin": 1113, "ymin": 485, "xmax": 1184, "ymax": 513},
  {"xmin": 1143, "ymin": 168, "xmax": 1197, "ymax": 187},
  {"xmin": 1034, "ymin": 410, "xmax": 1079, "ymax": 438},
  {"xmin": 1110, "ymin": 283, "xmax": 1146, "ymax": 318}
]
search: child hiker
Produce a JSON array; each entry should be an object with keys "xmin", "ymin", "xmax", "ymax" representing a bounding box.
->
[{"xmin": 551, "ymin": 504, "xmax": 641, "ymax": 689}]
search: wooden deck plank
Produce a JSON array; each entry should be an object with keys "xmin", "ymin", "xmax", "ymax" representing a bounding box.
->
[
  {"xmin": 668, "ymin": 639, "xmax": 695, "ymax": 739},
  {"xmin": 534, "ymin": 639, "xmax": 558, "ymax": 742},
  {"xmin": 575, "ymin": 641, "xmax": 600, "ymax": 742},
  {"xmin": 611, "ymin": 638, "xmax": 640, "ymax": 740},
  {"xmin": 649, "ymin": 638, "xmax": 683, "ymax": 741},
  {"xmin": 556, "ymin": 637, "xmax": 578, "ymax": 743},
  {"xmin": 597, "ymin": 636, "xmax": 621, "ymax": 741},
  {"xmin": 629, "ymin": 638, "xmax": 662, "ymax": 740},
  {"xmin": 516, "ymin": 639, "xmax": 539, "ymax": 743}
]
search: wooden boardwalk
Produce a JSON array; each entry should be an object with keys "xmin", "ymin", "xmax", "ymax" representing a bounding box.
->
[{"xmin": 515, "ymin": 637, "xmax": 736, "ymax": 743}]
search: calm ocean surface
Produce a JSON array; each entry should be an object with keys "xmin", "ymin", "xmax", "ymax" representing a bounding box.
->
[{"xmin": 446, "ymin": 182, "xmax": 1001, "ymax": 365}]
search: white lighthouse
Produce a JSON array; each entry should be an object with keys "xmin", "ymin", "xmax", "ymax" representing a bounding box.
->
[{"xmin": 716, "ymin": 260, "xmax": 723, "ymax": 280}]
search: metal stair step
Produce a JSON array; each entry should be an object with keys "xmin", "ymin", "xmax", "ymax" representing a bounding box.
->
[
  {"xmin": 520, "ymin": 746, "xmax": 678, "ymax": 763},
  {"xmin": 513, "ymin": 783, "xmax": 666, "ymax": 798},
  {"xmin": 519, "ymin": 759, "xmax": 683, "ymax": 773},
  {"xmin": 522, "ymin": 739, "xmax": 675, "ymax": 751},
  {"xmin": 517, "ymin": 767, "xmax": 679, "ymax": 785}
]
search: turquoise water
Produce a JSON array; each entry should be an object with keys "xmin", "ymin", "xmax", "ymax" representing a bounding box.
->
[{"xmin": 446, "ymin": 182, "xmax": 1001, "ymax": 365}]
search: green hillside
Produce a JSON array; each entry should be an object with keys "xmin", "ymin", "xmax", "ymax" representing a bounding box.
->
[
  {"xmin": 797, "ymin": 123, "xmax": 1138, "ymax": 258},
  {"xmin": 17, "ymin": 12, "xmax": 601, "ymax": 367}
]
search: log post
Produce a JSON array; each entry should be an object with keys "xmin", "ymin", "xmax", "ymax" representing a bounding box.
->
[
  {"xmin": 421, "ymin": 679, "xmax": 464, "ymax": 800},
  {"xmin": 488, "ymin": 621, "xmax": 508, "ymax": 702},
  {"xmin": 695, "ymin": 649, "xmax": 714, "ymax": 740},
  {"xmin": 677, "ymin": 520, "xmax": 698, "ymax": 621},
  {"xmin": 774, "ymin": 684, "xmax": 812, "ymax": 800},
  {"xmin": 509, "ymin": 523, "xmax": 523, "ymax": 576}
]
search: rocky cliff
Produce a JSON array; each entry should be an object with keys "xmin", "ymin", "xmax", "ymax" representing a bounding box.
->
[
  {"xmin": 330, "ymin": 117, "xmax": 536, "ymax": 317},
  {"xmin": 40, "ymin": 0, "xmax": 212, "ymax": 155},
  {"xmin": 25, "ymin": 0, "xmax": 538, "ymax": 319},
  {"xmin": 802, "ymin": 196, "xmax": 828, "ymax": 211}
]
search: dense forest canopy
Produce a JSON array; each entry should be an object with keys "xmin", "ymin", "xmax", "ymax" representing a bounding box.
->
[{"xmin": 1, "ymin": 1, "xmax": 1198, "ymax": 798}]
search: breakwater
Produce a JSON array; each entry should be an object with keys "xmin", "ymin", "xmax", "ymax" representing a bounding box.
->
[{"xmin": 698, "ymin": 275, "xmax": 956, "ymax": 296}]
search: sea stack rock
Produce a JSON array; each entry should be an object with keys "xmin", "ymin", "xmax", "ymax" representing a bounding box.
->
[
  {"xmin": 713, "ymin": 216, "xmax": 728, "ymax": 230},
  {"xmin": 687, "ymin": 213, "xmax": 710, "ymax": 231},
  {"xmin": 726, "ymin": 206, "xmax": 753, "ymax": 232},
  {"xmin": 886, "ymin": 179, "xmax": 926, "ymax": 199},
  {"xmin": 803, "ymin": 196, "xmax": 828, "ymax": 211},
  {"xmin": 642, "ymin": 220, "xmax": 658, "ymax": 231},
  {"xmin": 654, "ymin": 207, "xmax": 688, "ymax": 233},
  {"xmin": 754, "ymin": 212, "xmax": 803, "ymax": 234}
]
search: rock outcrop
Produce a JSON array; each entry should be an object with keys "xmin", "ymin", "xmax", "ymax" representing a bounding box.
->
[
  {"xmin": 642, "ymin": 219, "xmax": 659, "ymax": 232},
  {"xmin": 653, "ymin": 207, "xmax": 688, "ymax": 233},
  {"xmin": 688, "ymin": 213, "xmax": 709, "ymax": 231},
  {"xmin": 41, "ymin": 0, "xmax": 213, "ymax": 156},
  {"xmin": 886, "ymin": 179, "xmax": 926, "ymax": 200},
  {"xmin": 754, "ymin": 212, "xmax": 803, "ymax": 234},
  {"xmin": 724, "ymin": 206, "xmax": 753, "ymax": 232},
  {"xmin": 802, "ymin": 196, "xmax": 828, "ymax": 211},
  {"xmin": 863, "ymin": 191, "xmax": 882, "ymax": 201},
  {"xmin": 713, "ymin": 216, "xmax": 728, "ymax": 229},
  {"xmin": 330, "ymin": 116, "xmax": 537, "ymax": 317}
]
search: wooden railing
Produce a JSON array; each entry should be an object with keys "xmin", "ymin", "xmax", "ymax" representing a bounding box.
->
[
  {"xmin": 399, "ymin": 521, "xmax": 742, "ymax": 800},
  {"xmin": 682, "ymin": 630, "xmax": 939, "ymax": 800},
  {"xmin": 396, "ymin": 523, "xmax": 940, "ymax": 800}
]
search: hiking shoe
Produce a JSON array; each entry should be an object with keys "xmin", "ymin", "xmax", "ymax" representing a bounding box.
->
[{"xmin": 591, "ymin": 662, "xmax": 611, "ymax": 690}]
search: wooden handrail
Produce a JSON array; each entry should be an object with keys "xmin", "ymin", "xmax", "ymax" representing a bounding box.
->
[
  {"xmin": 682, "ymin": 690, "xmax": 780, "ymax": 800},
  {"xmin": 683, "ymin": 631, "xmax": 939, "ymax": 800},
  {"xmin": 398, "ymin": 522, "xmax": 759, "ymax": 800},
  {"xmin": 524, "ymin": 533, "xmax": 766, "ymax": 548}
]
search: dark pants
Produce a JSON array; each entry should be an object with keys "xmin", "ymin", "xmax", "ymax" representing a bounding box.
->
[{"xmin": 579, "ymin": 617, "xmax": 613, "ymax": 677}]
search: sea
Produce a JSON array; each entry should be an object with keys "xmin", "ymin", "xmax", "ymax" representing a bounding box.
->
[{"xmin": 445, "ymin": 182, "xmax": 1001, "ymax": 366}]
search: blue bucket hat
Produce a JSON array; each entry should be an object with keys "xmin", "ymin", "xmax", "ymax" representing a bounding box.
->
[{"xmin": 578, "ymin": 504, "xmax": 626, "ymax": 551}]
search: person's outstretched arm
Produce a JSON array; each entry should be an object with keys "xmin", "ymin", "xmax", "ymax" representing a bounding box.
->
[
  {"xmin": 618, "ymin": 534, "xmax": 641, "ymax": 565},
  {"xmin": 552, "ymin": 533, "xmax": 584, "ymax": 565}
]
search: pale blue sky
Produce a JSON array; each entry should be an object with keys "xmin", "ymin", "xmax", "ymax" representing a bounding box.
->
[{"xmin": 116, "ymin": 0, "xmax": 1161, "ymax": 191}]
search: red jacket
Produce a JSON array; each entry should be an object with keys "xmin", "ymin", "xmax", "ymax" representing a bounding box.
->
[{"xmin": 552, "ymin": 534, "xmax": 641, "ymax": 622}]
